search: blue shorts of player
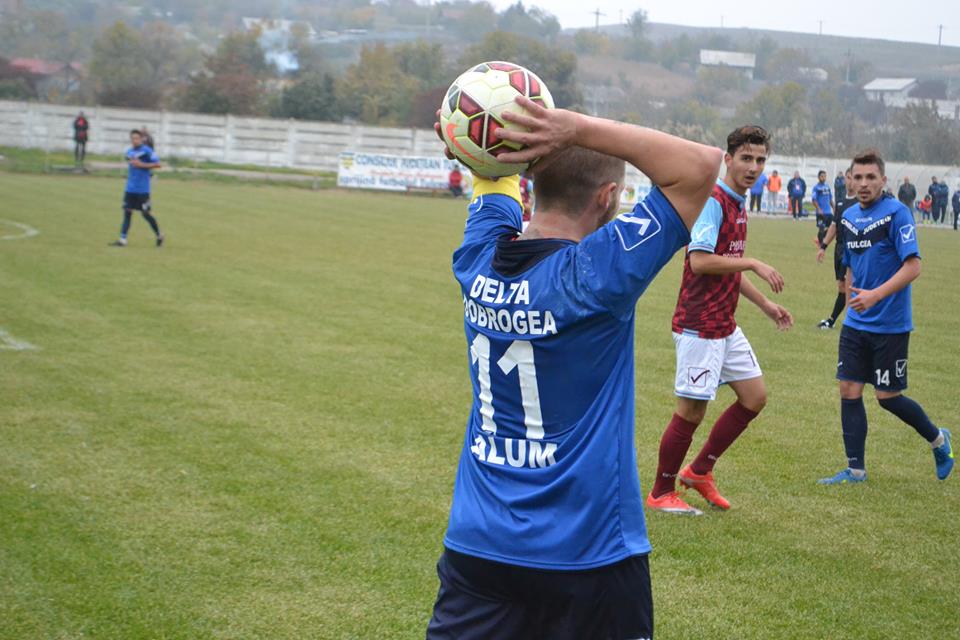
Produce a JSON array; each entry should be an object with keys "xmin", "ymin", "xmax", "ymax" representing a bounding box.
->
[
  {"xmin": 837, "ymin": 325, "xmax": 909, "ymax": 391},
  {"xmin": 123, "ymin": 192, "xmax": 151, "ymax": 212},
  {"xmin": 426, "ymin": 549, "xmax": 652, "ymax": 640}
]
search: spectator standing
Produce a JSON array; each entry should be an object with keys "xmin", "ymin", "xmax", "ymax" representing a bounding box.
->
[
  {"xmin": 812, "ymin": 170, "xmax": 833, "ymax": 229},
  {"xmin": 834, "ymin": 171, "xmax": 846, "ymax": 206},
  {"xmin": 788, "ymin": 171, "xmax": 806, "ymax": 220},
  {"xmin": 937, "ymin": 181, "xmax": 950, "ymax": 225},
  {"xmin": 73, "ymin": 111, "xmax": 89, "ymax": 166},
  {"xmin": 748, "ymin": 171, "xmax": 767, "ymax": 212},
  {"xmin": 448, "ymin": 164, "xmax": 464, "ymax": 198},
  {"xmin": 141, "ymin": 126, "xmax": 156, "ymax": 151},
  {"xmin": 928, "ymin": 177, "xmax": 948, "ymax": 224},
  {"xmin": 897, "ymin": 177, "xmax": 916, "ymax": 214},
  {"xmin": 767, "ymin": 169, "xmax": 782, "ymax": 213},
  {"xmin": 952, "ymin": 187, "xmax": 960, "ymax": 231}
]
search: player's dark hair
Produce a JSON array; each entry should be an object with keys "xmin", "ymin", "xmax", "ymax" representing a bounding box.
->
[
  {"xmin": 130, "ymin": 129, "xmax": 141, "ymax": 137},
  {"xmin": 852, "ymin": 148, "xmax": 885, "ymax": 176},
  {"xmin": 818, "ymin": 170, "xmax": 826, "ymax": 177},
  {"xmin": 726, "ymin": 125, "xmax": 769, "ymax": 155},
  {"xmin": 533, "ymin": 147, "xmax": 625, "ymax": 217}
]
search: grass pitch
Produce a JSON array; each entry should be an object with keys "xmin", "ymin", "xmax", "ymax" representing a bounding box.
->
[{"xmin": 1, "ymin": 172, "xmax": 958, "ymax": 639}]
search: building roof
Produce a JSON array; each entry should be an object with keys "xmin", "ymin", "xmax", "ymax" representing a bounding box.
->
[
  {"xmin": 863, "ymin": 78, "xmax": 917, "ymax": 92},
  {"xmin": 699, "ymin": 49, "xmax": 756, "ymax": 69},
  {"xmin": 10, "ymin": 58, "xmax": 83, "ymax": 76}
]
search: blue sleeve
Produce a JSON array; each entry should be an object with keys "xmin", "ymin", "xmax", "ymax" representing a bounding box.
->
[
  {"xmin": 573, "ymin": 187, "xmax": 691, "ymax": 319},
  {"xmin": 687, "ymin": 198, "xmax": 723, "ymax": 254},
  {"xmin": 462, "ymin": 193, "xmax": 522, "ymax": 246},
  {"xmin": 891, "ymin": 207, "xmax": 920, "ymax": 262}
]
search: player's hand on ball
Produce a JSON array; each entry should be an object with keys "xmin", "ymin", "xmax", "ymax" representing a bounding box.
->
[
  {"xmin": 434, "ymin": 110, "xmax": 456, "ymax": 161},
  {"xmin": 495, "ymin": 96, "xmax": 581, "ymax": 165}
]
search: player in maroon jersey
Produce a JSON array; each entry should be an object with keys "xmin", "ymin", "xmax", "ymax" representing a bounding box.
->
[{"xmin": 647, "ymin": 125, "xmax": 794, "ymax": 515}]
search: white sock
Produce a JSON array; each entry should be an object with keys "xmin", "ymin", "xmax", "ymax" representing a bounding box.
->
[
  {"xmin": 849, "ymin": 468, "xmax": 866, "ymax": 478},
  {"xmin": 931, "ymin": 431, "xmax": 945, "ymax": 449}
]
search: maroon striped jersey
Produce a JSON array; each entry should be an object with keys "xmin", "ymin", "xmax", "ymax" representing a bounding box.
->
[{"xmin": 671, "ymin": 180, "xmax": 748, "ymax": 339}]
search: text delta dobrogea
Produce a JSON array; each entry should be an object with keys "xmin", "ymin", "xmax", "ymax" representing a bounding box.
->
[{"xmin": 463, "ymin": 275, "xmax": 558, "ymax": 336}]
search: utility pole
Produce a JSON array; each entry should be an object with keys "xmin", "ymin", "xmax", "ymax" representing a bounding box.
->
[
  {"xmin": 818, "ymin": 20, "xmax": 824, "ymax": 36},
  {"xmin": 938, "ymin": 24, "xmax": 944, "ymax": 47},
  {"xmin": 591, "ymin": 8, "xmax": 605, "ymax": 31}
]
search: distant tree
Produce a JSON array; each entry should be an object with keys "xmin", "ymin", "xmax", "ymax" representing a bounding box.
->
[
  {"xmin": 336, "ymin": 43, "xmax": 419, "ymax": 124},
  {"xmin": 627, "ymin": 9, "xmax": 647, "ymax": 39},
  {"xmin": 574, "ymin": 30, "xmax": 611, "ymax": 56},
  {"xmin": 762, "ymin": 48, "xmax": 812, "ymax": 84},
  {"xmin": 751, "ymin": 36, "xmax": 779, "ymax": 80},
  {"xmin": 497, "ymin": 2, "xmax": 560, "ymax": 40},
  {"xmin": 460, "ymin": 31, "xmax": 581, "ymax": 108},
  {"xmin": 693, "ymin": 66, "xmax": 747, "ymax": 104},
  {"xmin": 736, "ymin": 82, "xmax": 810, "ymax": 132},
  {"xmin": 440, "ymin": 1, "xmax": 498, "ymax": 42},
  {"xmin": 275, "ymin": 73, "xmax": 339, "ymax": 121},
  {"xmin": 656, "ymin": 34, "xmax": 698, "ymax": 71},
  {"xmin": 178, "ymin": 31, "xmax": 269, "ymax": 115},
  {"xmin": 394, "ymin": 39, "xmax": 451, "ymax": 89},
  {"xmin": 889, "ymin": 102, "xmax": 960, "ymax": 164},
  {"xmin": 89, "ymin": 22, "xmax": 159, "ymax": 107}
]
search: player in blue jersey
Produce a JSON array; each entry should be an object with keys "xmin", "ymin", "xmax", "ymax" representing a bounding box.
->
[
  {"xmin": 812, "ymin": 170, "xmax": 833, "ymax": 233},
  {"xmin": 110, "ymin": 129, "xmax": 164, "ymax": 247},
  {"xmin": 818, "ymin": 149, "xmax": 953, "ymax": 486},
  {"xmin": 425, "ymin": 98, "xmax": 723, "ymax": 640}
]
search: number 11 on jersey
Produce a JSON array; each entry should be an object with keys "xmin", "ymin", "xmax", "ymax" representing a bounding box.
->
[{"xmin": 471, "ymin": 334, "xmax": 544, "ymax": 440}]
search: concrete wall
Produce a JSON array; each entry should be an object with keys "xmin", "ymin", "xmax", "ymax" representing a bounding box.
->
[
  {"xmin": 1, "ymin": 100, "xmax": 958, "ymax": 194},
  {"xmin": 0, "ymin": 100, "xmax": 441, "ymax": 173}
]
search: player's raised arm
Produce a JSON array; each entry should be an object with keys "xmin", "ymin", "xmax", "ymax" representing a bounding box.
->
[{"xmin": 496, "ymin": 96, "xmax": 722, "ymax": 229}]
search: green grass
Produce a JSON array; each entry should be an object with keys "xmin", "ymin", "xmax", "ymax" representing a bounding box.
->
[
  {"xmin": 0, "ymin": 147, "xmax": 337, "ymax": 189},
  {"xmin": 0, "ymin": 173, "xmax": 958, "ymax": 639}
]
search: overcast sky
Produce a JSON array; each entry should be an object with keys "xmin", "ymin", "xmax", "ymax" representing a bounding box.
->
[{"xmin": 489, "ymin": 0, "xmax": 960, "ymax": 47}]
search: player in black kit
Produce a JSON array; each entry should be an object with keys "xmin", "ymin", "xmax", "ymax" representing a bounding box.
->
[{"xmin": 815, "ymin": 166, "xmax": 858, "ymax": 329}]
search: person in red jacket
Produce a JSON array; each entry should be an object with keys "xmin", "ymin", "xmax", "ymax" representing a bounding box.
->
[
  {"xmin": 73, "ymin": 111, "xmax": 89, "ymax": 166},
  {"xmin": 449, "ymin": 165, "xmax": 464, "ymax": 197}
]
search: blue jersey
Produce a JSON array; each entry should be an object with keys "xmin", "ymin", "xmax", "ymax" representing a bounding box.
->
[
  {"xmin": 445, "ymin": 175, "xmax": 689, "ymax": 570},
  {"xmin": 812, "ymin": 182, "xmax": 832, "ymax": 214},
  {"xmin": 125, "ymin": 145, "xmax": 158, "ymax": 194},
  {"xmin": 841, "ymin": 195, "xmax": 919, "ymax": 334},
  {"xmin": 749, "ymin": 173, "xmax": 768, "ymax": 196}
]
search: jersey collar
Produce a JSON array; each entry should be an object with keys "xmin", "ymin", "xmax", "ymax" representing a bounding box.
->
[{"xmin": 716, "ymin": 178, "xmax": 745, "ymax": 204}]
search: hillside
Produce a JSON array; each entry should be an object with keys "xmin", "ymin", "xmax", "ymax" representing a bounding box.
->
[{"xmin": 590, "ymin": 22, "xmax": 960, "ymax": 82}]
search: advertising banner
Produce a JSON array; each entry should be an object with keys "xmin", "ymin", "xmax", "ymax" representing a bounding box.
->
[{"xmin": 337, "ymin": 152, "xmax": 455, "ymax": 191}]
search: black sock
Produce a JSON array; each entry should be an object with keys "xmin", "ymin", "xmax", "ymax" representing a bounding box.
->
[
  {"xmin": 141, "ymin": 211, "xmax": 161, "ymax": 236},
  {"xmin": 830, "ymin": 292, "xmax": 845, "ymax": 323},
  {"xmin": 877, "ymin": 395, "xmax": 940, "ymax": 442},
  {"xmin": 121, "ymin": 210, "xmax": 132, "ymax": 237},
  {"xmin": 841, "ymin": 397, "xmax": 868, "ymax": 470}
]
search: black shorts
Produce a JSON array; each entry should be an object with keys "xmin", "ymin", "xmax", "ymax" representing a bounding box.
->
[
  {"xmin": 837, "ymin": 325, "xmax": 909, "ymax": 391},
  {"xmin": 833, "ymin": 243, "xmax": 845, "ymax": 281},
  {"xmin": 426, "ymin": 549, "xmax": 653, "ymax": 640},
  {"xmin": 123, "ymin": 192, "xmax": 151, "ymax": 212}
]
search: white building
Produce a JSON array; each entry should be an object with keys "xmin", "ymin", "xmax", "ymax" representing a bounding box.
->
[
  {"xmin": 699, "ymin": 50, "xmax": 757, "ymax": 80},
  {"xmin": 863, "ymin": 78, "xmax": 918, "ymax": 103}
]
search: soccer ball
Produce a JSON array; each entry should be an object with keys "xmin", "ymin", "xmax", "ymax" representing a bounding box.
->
[{"xmin": 439, "ymin": 61, "xmax": 554, "ymax": 178}]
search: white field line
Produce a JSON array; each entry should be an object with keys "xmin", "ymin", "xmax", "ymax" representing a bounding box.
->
[
  {"xmin": 0, "ymin": 219, "xmax": 40, "ymax": 240},
  {"xmin": 0, "ymin": 328, "xmax": 39, "ymax": 351}
]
